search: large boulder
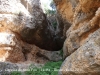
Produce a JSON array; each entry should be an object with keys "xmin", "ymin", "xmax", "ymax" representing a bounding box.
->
[
  {"xmin": 0, "ymin": 0, "xmax": 61, "ymax": 51},
  {"xmin": 59, "ymin": 29, "xmax": 100, "ymax": 75}
]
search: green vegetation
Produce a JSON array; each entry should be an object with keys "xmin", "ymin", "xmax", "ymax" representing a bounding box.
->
[
  {"xmin": 9, "ymin": 49, "xmax": 63, "ymax": 75},
  {"xmin": 45, "ymin": 9, "xmax": 56, "ymax": 15},
  {"xmin": 11, "ymin": 71, "xmax": 21, "ymax": 75},
  {"xmin": 10, "ymin": 60, "xmax": 63, "ymax": 75},
  {"xmin": 26, "ymin": 61, "xmax": 63, "ymax": 75},
  {"xmin": 60, "ymin": 49, "xmax": 63, "ymax": 57}
]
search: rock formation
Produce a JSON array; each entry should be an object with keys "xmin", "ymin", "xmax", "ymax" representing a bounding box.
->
[
  {"xmin": 59, "ymin": 29, "xmax": 100, "ymax": 75},
  {"xmin": 0, "ymin": 0, "xmax": 63, "ymax": 51},
  {"xmin": 54, "ymin": 0, "xmax": 100, "ymax": 75},
  {"xmin": 0, "ymin": 31, "xmax": 25, "ymax": 62},
  {"xmin": 0, "ymin": 0, "xmax": 63, "ymax": 64},
  {"xmin": 1, "ymin": 0, "xmax": 100, "ymax": 74},
  {"xmin": 0, "ymin": 29, "xmax": 62, "ymax": 63},
  {"xmin": 53, "ymin": 0, "xmax": 71, "ymax": 37}
]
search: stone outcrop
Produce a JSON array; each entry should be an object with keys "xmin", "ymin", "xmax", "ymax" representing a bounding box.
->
[
  {"xmin": 0, "ymin": 31, "xmax": 25, "ymax": 62},
  {"xmin": 54, "ymin": 0, "xmax": 75, "ymax": 23},
  {"xmin": 53, "ymin": 0, "xmax": 71, "ymax": 37},
  {"xmin": 21, "ymin": 43, "xmax": 62, "ymax": 63},
  {"xmin": 64, "ymin": 0, "xmax": 100, "ymax": 58},
  {"xmin": 0, "ymin": 30, "xmax": 62, "ymax": 63},
  {"xmin": 54, "ymin": 0, "xmax": 100, "ymax": 57},
  {"xmin": 0, "ymin": 0, "xmax": 64, "ymax": 63},
  {"xmin": 54, "ymin": 0, "xmax": 100, "ymax": 75},
  {"xmin": 0, "ymin": 61, "xmax": 44, "ymax": 74},
  {"xmin": 0, "ymin": 0, "xmax": 62, "ymax": 51},
  {"xmin": 59, "ymin": 29, "xmax": 100, "ymax": 75}
]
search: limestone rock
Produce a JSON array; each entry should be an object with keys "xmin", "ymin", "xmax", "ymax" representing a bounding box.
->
[
  {"xmin": 59, "ymin": 29, "xmax": 100, "ymax": 75},
  {"xmin": 54, "ymin": 0, "xmax": 72, "ymax": 37},
  {"xmin": 22, "ymin": 44, "xmax": 62, "ymax": 63},
  {"xmin": 0, "ymin": 0, "xmax": 61, "ymax": 51},
  {"xmin": 0, "ymin": 31, "xmax": 25, "ymax": 63},
  {"xmin": 0, "ymin": 0, "xmax": 64, "ymax": 63},
  {"xmin": 0, "ymin": 30, "xmax": 62, "ymax": 63},
  {"xmin": 54, "ymin": 0, "xmax": 76, "ymax": 23},
  {"xmin": 0, "ymin": 62, "xmax": 18, "ymax": 74},
  {"xmin": 54, "ymin": 0, "xmax": 100, "ymax": 75},
  {"xmin": 0, "ymin": 31, "xmax": 62, "ymax": 63},
  {"xmin": 0, "ymin": 61, "xmax": 44, "ymax": 74},
  {"xmin": 54, "ymin": 0, "xmax": 100, "ymax": 57}
]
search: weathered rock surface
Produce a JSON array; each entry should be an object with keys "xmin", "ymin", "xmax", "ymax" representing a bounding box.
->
[
  {"xmin": 0, "ymin": 0, "xmax": 62, "ymax": 51},
  {"xmin": 21, "ymin": 43, "xmax": 62, "ymax": 63},
  {"xmin": 59, "ymin": 29, "xmax": 100, "ymax": 75},
  {"xmin": 47, "ymin": 13, "xmax": 66, "ymax": 49},
  {"xmin": 0, "ymin": 31, "xmax": 62, "ymax": 63},
  {"xmin": 0, "ymin": 0, "xmax": 63, "ymax": 63},
  {"xmin": 0, "ymin": 31, "xmax": 25, "ymax": 62},
  {"xmin": 0, "ymin": 61, "xmax": 44, "ymax": 74},
  {"xmin": 54, "ymin": 0, "xmax": 74, "ymax": 23},
  {"xmin": 54, "ymin": 0, "xmax": 100, "ymax": 75},
  {"xmin": 53, "ymin": 0, "xmax": 71, "ymax": 37},
  {"xmin": 54, "ymin": 0, "xmax": 100, "ymax": 57}
]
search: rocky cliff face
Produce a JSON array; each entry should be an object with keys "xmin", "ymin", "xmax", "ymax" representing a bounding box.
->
[
  {"xmin": 0, "ymin": 0, "xmax": 63, "ymax": 51},
  {"xmin": 54, "ymin": 0, "xmax": 71, "ymax": 37},
  {"xmin": 0, "ymin": 0, "xmax": 63, "ymax": 63},
  {"xmin": 54, "ymin": 0, "xmax": 100, "ymax": 75},
  {"xmin": 0, "ymin": 29, "xmax": 62, "ymax": 63},
  {"xmin": 54, "ymin": 0, "xmax": 100, "ymax": 57}
]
